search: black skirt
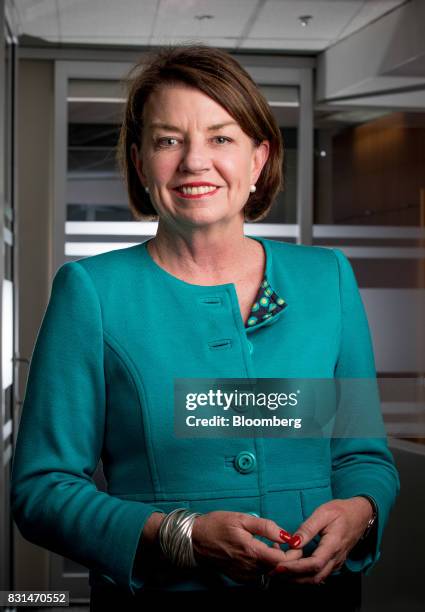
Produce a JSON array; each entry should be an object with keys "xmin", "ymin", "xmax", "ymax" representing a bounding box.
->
[{"xmin": 90, "ymin": 569, "xmax": 362, "ymax": 611}]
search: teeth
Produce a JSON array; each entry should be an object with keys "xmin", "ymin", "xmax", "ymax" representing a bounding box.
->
[{"xmin": 179, "ymin": 185, "xmax": 217, "ymax": 195}]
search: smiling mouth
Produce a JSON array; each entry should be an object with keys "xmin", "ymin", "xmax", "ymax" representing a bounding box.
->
[{"xmin": 173, "ymin": 185, "xmax": 220, "ymax": 199}]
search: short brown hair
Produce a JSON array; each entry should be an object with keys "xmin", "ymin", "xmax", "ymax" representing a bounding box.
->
[{"xmin": 117, "ymin": 43, "xmax": 284, "ymax": 222}]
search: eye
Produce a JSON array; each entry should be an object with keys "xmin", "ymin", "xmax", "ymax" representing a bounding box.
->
[
  {"xmin": 155, "ymin": 137, "xmax": 179, "ymax": 148},
  {"xmin": 212, "ymin": 136, "xmax": 232, "ymax": 145}
]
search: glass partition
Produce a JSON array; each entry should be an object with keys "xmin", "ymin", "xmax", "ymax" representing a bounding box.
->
[{"xmin": 313, "ymin": 106, "xmax": 425, "ymax": 445}]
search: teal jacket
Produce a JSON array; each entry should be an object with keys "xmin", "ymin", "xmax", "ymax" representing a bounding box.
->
[{"xmin": 10, "ymin": 236, "xmax": 400, "ymax": 595}]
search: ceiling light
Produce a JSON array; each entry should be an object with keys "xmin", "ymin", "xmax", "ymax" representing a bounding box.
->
[{"xmin": 299, "ymin": 15, "xmax": 313, "ymax": 27}]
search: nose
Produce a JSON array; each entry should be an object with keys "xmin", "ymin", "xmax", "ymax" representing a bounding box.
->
[{"xmin": 178, "ymin": 137, "xmax": 211, "ymax": 174}]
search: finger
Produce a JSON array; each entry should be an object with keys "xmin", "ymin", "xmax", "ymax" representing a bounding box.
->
[
  {"xmin": 247, "ymin": 538, "xmax": 294, "ymax": 570},
  {"xmin": 270, "ymin": 543, "xmax": 303, "ymax": 557},
  {"xmin": 288, "ymin": 555, "xmax": 341, "ymax": 585},
  {"xmin": 271, "ymin": 536, "xmax": 339, "ymax": 576},
  {"xmin": 287, "ymin": 506, "xmax": 332, "ymax": 549},
  {"xmin": 267, "ymin": 548, "xmax": 303, "ymax": 576},
  {"xmin": 311, "ymin": 557, "xmax": 346, "ymax": 585},
  {"xmin": 284, "ymin": 548, "xmax": 304, "ymax": 561},
  {"xmin": 261, "ymin": 541, "xmax": 302, "ymax": 573},
  {"xmin": 272, "ymin": 556, "xmax": 326, "ymax": 577},
  {"xmin": 243, "ymin": 516, "xmax": 293, "ymax": 546}
]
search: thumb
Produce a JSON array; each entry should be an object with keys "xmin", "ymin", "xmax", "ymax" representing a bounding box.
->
[{"xmin": 289, "ymin": 508, "xmax": 327, "ymax": 549}]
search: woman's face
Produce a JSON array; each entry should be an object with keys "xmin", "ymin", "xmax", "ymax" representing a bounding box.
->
[{"xmin": 131, "ymin": 84, "xmax": 269, "ymax": 230}]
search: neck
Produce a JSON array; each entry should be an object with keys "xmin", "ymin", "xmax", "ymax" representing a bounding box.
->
[{"xmin": 148, "ymin": 220, "xmax": 254, "ymax": 284}]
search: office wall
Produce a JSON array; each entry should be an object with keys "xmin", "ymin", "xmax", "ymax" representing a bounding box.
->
[
  {"xmin": 14, "ymin": 58, "xmax": 54, "ymax": 591},
  {"xmin": 333, "ymin": 112, "xmax": 425, "ymax": 226}
]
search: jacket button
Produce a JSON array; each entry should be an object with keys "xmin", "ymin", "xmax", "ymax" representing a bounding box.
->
[
  {"xmin": 234, "ymin": 451, "xmax": 256, "ymax": 474},
  {"xmin": 247, "ymin": 340, "xmax": 254, "ymax": 354}
]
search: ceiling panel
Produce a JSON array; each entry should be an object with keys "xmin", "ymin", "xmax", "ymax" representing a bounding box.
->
[
  {"xmin": 13, "ymin": 0, "xmax": 408, "ymax": 50},
  {"xmin": 152, "ymin": 0, "xmax": 259, "ymax": 39},
  {"xmin": 57, "ymin": 0, "xmax": 156, "ymax": 41},
  {"xmin": 249, "ymin": 0, "xmax": 363, "ymax": 41},
  {"xmin": 14, "ymin": 0, "xmax": 59, "ymax": 41},
  {"xmin": 14, "ymin": 0, "xmax": 156, "ymax": 43}
]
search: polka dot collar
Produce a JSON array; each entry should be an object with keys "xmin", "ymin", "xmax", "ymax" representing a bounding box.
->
[{"xmin": 245, "ymin": 276, "xmax": 287, "ymax": 328}]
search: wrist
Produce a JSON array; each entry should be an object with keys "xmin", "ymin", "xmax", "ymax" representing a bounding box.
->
[
  {"xmin": 354, "ymin": 496, "xmax": 374, "ymax": 519},
  {"xmin": 142, "ymin": 511, "xmax": 166, "ymax": 548},
  {"xmin": 134, "ymin": 512, "xmax": 167, "ymax": 577},
  {"xmin": 354, "ymin": 495, "xmax": 378, "ymax": 540}
]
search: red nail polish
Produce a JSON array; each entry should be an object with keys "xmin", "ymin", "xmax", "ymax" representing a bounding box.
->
[
  {"xmin": 279, "ymin": 529, "xmax": 292, "ymax": 542},
  {"xmin": 276, "ymin": 566, "xmax": 288, "ymax": 574},
  {"xmin": 290, "ymin": 535, "xmax": 302, "ymax": 548}
]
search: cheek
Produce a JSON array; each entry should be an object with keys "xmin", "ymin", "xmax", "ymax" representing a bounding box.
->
[
  {"xmin": 146, "ymin": 153, "xmax": 177, "ymax": 184},
  {"xmin": 220, "ymin": 154, "xmax": 252, "ymax": 187}
]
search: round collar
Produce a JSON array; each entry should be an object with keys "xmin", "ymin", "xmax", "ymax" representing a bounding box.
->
[{"xmin": 140, "ymin": 234, "xmax": 272, "ymax": 292}]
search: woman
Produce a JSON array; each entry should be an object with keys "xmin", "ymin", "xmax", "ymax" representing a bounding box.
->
[{"xmin": 10, "ymin": 44, "xmax": 400, "ymax": 610}]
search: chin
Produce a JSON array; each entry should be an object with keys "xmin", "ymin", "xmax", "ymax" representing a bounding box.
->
[{"xmin": 176, "ymin": 208, "xmax": 228, "ymax": 225}]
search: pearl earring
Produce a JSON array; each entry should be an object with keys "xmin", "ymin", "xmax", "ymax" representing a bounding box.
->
[
  {"xmin": 250, "ymin": 184, "xmax": 256, "ymax": 193},
  {"xmin": 145, "ymin": 186, "xmax": 149, "ymax": 193}
]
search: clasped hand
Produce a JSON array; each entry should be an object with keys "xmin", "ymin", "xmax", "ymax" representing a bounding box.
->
[{"xmin": 191, "ymin": 497, "xmax": 373, "ymax": 586}]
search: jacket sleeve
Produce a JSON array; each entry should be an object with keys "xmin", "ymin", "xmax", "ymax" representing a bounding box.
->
[
  {"xmin": 10, "ymin": 261, "xmax": 164, "ymax": 595},
  {"xmin": 330, "ymin": 248, "xmax": 400, "ymax": 575}
]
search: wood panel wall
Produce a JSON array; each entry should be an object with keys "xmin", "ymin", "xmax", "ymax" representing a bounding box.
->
[{"xmin": 332, "ymin": 112, "xmax": 425, "ymax": 226}]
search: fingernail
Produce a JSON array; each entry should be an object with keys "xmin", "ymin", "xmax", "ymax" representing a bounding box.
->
[
  {"xmin": 290, "ymin": 535, "xmax": 302, "ymax": 548},
  {"xmin": 276, "ymin": 566, "xmax": 288, "ymax": 574},
  {"xmin": 279, "ymin": 529, "xmax": 292, "ymax": 542}
]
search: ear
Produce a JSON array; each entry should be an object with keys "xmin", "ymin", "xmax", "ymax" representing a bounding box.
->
[
  {"xmin": 130, "ymin": 143, "xmax": 148, "ymax": 187},
  {"xmin": 251, "ymin": 140, "xmax": 270, "ymax": 185}
]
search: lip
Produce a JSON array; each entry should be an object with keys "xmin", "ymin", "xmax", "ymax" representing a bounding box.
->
[
  {"xmin": 172, "ymin": 186, "xmax": 220, "ymax": 200},
  {"xmin": 175, "ymin": 181, "xmax": 219, "ymax": 188}
]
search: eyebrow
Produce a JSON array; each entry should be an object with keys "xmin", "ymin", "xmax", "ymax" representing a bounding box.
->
[{"xmin": 149, "ymin": 121, "xmax": 238, "ymax": 132}]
